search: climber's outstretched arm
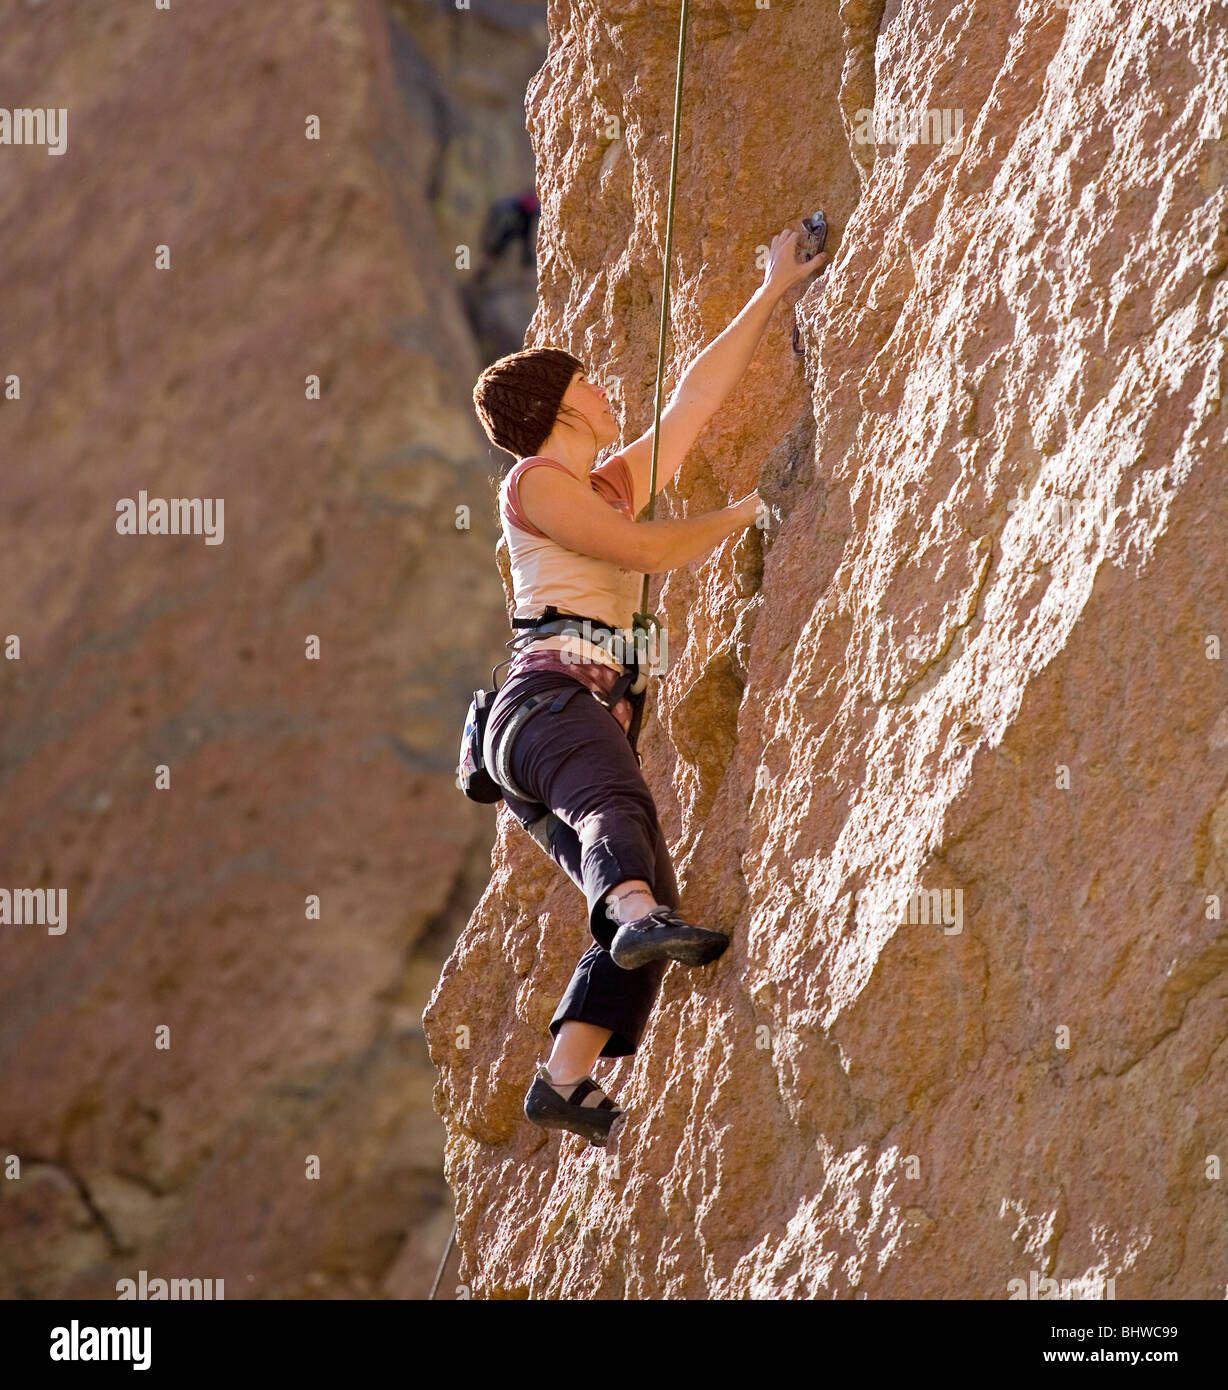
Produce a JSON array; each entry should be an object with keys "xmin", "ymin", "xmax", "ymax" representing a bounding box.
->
[{"xmin": 619, "ymin": 227, "xmax": 828, "ymax": 515}]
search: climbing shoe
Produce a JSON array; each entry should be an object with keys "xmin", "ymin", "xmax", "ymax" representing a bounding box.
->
[
  {"xmin": 609, "ymin": 905, "xmax": 730, "ymax": 971},
  {"xmin": 523, "ymin": 1065, "xmax": 625, "ymax": 1148}
]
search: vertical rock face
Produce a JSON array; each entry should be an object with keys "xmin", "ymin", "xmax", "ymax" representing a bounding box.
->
[
  {"xmin": 426, "ymin": 0, "xmax": 1228, "ymax": 1297},
  {"xmin": 0, "ymin": 0, "xmax": 540, "ymax": 1298}
]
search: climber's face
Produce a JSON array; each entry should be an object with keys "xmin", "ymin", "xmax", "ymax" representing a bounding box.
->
[{"xmin": 562, "ymin": 369, "xmax": 619, "ymax": 446}]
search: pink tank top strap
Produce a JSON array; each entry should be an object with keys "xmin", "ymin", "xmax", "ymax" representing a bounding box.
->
[{"xmin": 502, "ymin": 456, "xmax": 577, "ymax": 537}]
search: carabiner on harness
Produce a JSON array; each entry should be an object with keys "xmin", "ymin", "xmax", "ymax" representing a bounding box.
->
[{"xmin": 630, "ymin": 609, "xmax": 666, "ymax": 695}]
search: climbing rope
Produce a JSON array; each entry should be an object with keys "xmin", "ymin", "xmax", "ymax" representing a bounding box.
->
[
  {"xmin": 428, "ymin": 1217, "xmax": 457, "ymax": 1300},
  {"xmin": 632, "ymin": 0, "xmax": 690, "ymax": 654}
]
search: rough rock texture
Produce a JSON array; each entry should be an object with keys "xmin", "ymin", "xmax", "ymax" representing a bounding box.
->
[
  {"xmin": 0, "ymin": 0, "xmax": 541, "ymax": 1299},
  {"xmin": 426, "ymin": 0, "xmax": 1228, "ymax": 1297}
]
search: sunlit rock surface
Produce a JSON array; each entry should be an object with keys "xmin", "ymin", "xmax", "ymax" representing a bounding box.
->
[{"xmin": 426, "ymin": 0, "xmax": 1228, "ymax": 1298}]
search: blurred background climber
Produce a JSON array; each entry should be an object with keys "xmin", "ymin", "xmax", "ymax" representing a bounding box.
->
[{"xmin": 474, "ymin": 188, "xmax": 541, "ymax": 285}]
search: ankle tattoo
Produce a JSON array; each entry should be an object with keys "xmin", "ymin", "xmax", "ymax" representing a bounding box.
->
[{"xmin": 605, "ymin": 887, "xmax": 657, "ymax": 924}]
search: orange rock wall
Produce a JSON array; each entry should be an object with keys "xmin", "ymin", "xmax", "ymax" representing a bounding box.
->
[{"xmin": 427, "ymin": 0, "xmax": 1228, "ymax": 1298}]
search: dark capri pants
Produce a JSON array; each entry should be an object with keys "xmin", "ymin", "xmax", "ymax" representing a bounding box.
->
[{"xmin": 486, "ymin": 669, "xmax": 675, "ymax": 1058}]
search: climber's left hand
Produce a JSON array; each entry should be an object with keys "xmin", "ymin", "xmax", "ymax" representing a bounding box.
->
[{"xmin": 761, "ymin": 228, "xmax": 829, "ymax": 297}]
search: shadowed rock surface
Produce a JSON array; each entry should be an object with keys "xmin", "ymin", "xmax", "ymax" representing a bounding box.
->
[
  {"xmin": 425, "ymin": 0, "xmax": 1228, "ymax": 1298},
  {"xmin": 0, "ymin": 0, "xmax": 543, "ymax": 1299}
]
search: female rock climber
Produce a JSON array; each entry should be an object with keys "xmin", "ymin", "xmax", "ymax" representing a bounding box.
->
[{"xmin": 471, "ymin": 226, "xmax": 827, "ymax": 1148}]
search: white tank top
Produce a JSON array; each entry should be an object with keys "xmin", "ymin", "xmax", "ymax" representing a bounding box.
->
[{"xmin": 499, "ymin": 452, "xmax": 643, "ymax": 671}]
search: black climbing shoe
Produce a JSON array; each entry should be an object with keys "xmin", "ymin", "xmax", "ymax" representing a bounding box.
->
[
  {"xmin": 523, "ymin": 1065, "xmax": 625, "ymax": 1148},
  {"xmin": 609, "ymin": 905, "xmax": 730, "ymax": 971}
]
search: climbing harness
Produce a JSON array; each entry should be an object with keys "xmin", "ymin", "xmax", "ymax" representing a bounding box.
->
[
  {"xmin": 456, "ymin": 606, "xmax": 650, "ymax": 855},
  {"xmin": 458, "ymin": 606, "xmax": 647, "ymax": 810},
  {"xmin": 485, "ymin": 680, "xmax": 577, "ymax": 803},
  {"xmin": 510, "ymin": 605, "xmax": 652, "ymax": 742}
]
